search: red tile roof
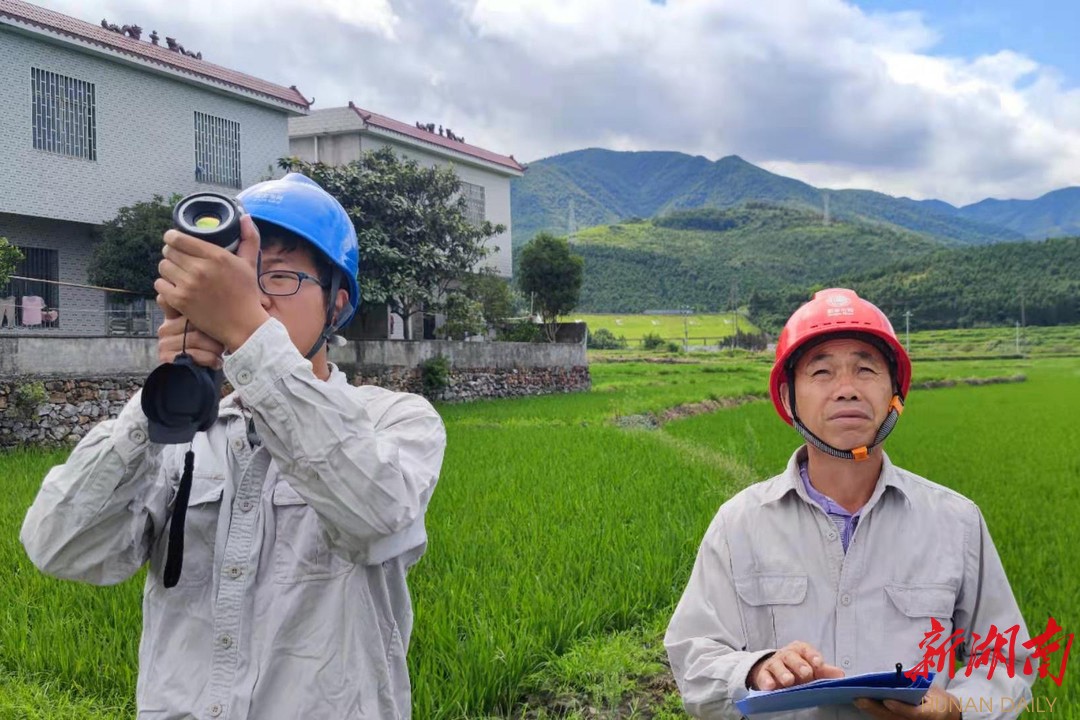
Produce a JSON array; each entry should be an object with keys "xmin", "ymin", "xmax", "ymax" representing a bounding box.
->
[
  {"xmin": 348, "ymin": 102, "xmax": 524, "ymax": 173},
  {"xmin": 0, "ymin": 0, "xmax": 309, "ymax": 111}
]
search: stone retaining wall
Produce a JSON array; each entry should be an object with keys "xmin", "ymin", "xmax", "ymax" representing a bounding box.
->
[{"xmin": 1, "ymin": 358, "xmax": 590, "ymax": 448}]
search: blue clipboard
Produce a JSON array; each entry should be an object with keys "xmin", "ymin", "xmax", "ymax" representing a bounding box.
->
[{"xmin": 735, "ymin": 665, "xmax": 935, "ymax": 717}]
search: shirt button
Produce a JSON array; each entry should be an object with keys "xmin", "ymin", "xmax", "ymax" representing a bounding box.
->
[
  {"xmin": 240, "ymin": 499, "xmax": 254, "ymax": 512},
  {"xmin": 129, "ymin": 428, "xmax": 147, "ymax": 444},
  {"xmin": 220, "ymin": 634, "xmax": 233, "ymax": 648},
  {"xmin": 827, "ymin": 531, "xmax": 838, "ymax": 541},
  {"xmin": 236, "ymin": 369, "xmax": 252, "ymax": 385},
  {"xmin": 842, "ymin": 657, "xmax": 852, "ymax": 668},
  {"xmin": 209, "ymin": 704, "xmax": 223, "ymax": 717},
  {"xmin": 227, "ymin": 565, "xmax": 243, "ymax": 579},
  {"xmin": 841, "ymin": 593, "xmax": 852, "ymax": 606},
  {"xmin": 232, "ymin": 437, "xmax": 245, "ymax": 452}
]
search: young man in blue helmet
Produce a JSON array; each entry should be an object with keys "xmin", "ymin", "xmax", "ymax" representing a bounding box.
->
[
  {"xmin": 21, "ymin": 174, "xmax": 446, "ymax": 719},
  {"xmin": 664, "ymin": 289, "xmax": 1033, "ymax": 720}
]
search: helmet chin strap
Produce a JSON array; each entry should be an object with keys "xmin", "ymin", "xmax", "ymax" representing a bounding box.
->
[
  {"xmin": 304, "ymin": 272, "xmax": 344, "ymax": 361},
  {"xmin": 787, "ymin": 374, "xmax": 905, "ymax": 462}
]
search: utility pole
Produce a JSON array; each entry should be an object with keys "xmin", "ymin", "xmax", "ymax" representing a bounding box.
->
[
  {"xmin": 1016, "ymin": 320, "xmax": 1021, "ymax": 355},
  {"xmin": 729, "ymin": 280, "xmax": 740, "ymax": 351},
  {"xmin": 903, "ymin": 310, "xmax": 912, "ymax": 351},
  {"xmin": 684, "ymin": 306, "xmax": 690, "ymax": 353}
]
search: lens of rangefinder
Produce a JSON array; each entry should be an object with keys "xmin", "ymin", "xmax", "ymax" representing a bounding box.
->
[{"xmin": 172, "ymin": 192, "xmax": 241, "ymax": 250}]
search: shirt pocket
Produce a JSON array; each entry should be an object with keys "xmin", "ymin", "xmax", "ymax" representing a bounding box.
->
[
  {"xmin": 734, "ymin": 572, "xmax": 809, "ymax": 649},
  {"xmin": 883, "ymin": 582, "xmax": 957, "ymax": 668},
  {"xmin": 271, "ymin": 480, "xmax": 354, "ymax": 584},
  {"xmin": 153, "ymin": 472, "xmax": 223, "ymax": 588}
]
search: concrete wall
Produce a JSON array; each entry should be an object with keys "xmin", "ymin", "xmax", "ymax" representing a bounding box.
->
[
  {"xmin": 328, "ymin": 338, "xmax": 585, "ymax": 370},
  {"xmin": 0, "ymin": 336, "xmax": 585, "ymax": 377},
  {"xmin": 0, "ymin": 27, "xmax": 291, "ymax": 225}
]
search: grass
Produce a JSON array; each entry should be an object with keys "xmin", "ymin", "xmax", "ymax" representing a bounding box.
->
[
  {"xmin": 562, "ymin": 313, "xmax": 759, "ymax": 343},
  {"xmin": 1, "ymin": 347, "xmax": 1078, "ymax": 718}
]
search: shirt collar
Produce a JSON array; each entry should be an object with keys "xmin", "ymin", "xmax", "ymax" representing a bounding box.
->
[{"xmin": 759, "ymin": 445, "xmax": 911, "ymax": 508}]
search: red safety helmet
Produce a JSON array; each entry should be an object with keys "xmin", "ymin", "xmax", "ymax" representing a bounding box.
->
[{"xmin": 769, "ymin": 288, "xmax": 911, "ymax": 425}]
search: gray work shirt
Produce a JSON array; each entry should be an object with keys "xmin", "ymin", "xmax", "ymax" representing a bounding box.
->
[
  {"xmin": 665, "ymin": 447, "xmax": 1035, "ymax": 720},
  {"xmin": 21, "ymin": 318, "xmax": 446, "ymax": 720}
]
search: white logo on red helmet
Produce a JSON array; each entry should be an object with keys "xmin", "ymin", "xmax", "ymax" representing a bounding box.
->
[{"xmin": 825, "ymin": 293, "xmax": 851, "ymax": 308}]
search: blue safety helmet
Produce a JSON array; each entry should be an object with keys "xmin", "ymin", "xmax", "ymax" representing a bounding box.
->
[{"xmin": 237, "ymin": 173, "xmax": 360, "ymax": 325}]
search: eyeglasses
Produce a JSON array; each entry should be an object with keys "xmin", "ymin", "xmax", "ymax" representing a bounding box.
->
[{"xmin": 257, "ymin": 270, "xmax": 327, "ymax": 297}]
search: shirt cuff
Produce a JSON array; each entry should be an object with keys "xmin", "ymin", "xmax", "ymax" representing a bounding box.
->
[
  {"xmin": 223, "ymin": 317, "xmax": 309, "ymax": 406},
  {"xmin": 111, "ymin": 389, "xmax": 154, "ymax": 458}
]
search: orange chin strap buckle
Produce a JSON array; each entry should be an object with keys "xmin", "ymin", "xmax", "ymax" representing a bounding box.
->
[
  {"xmin": 890, "ymin": 395, "xmax": 905, "ymax": 415},
  {"xmin": 852, "ymin": 446, "xmax": 869, "ymax": 462}
]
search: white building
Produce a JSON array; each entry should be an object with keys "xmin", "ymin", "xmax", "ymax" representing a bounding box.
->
[
  {"xmin": 0, "ymin": 0, "xmax": 308, "ymax": 335},
  {"xmin": 288, "ymin": 103, "xmax": 524, "ymax": 339}
]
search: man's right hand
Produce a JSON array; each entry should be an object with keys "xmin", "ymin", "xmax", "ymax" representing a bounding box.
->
[
  {"xmin": 748, "ymin": 641, "xmax": 845, "ymax": 691},
  {"xmin": 156, "ymin": 296, "xmax": 225, "ymax": 369}
]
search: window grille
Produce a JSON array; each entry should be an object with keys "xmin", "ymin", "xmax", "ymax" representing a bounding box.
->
[
  {"xmin": 31, "ymin": 68, "xmax": 96, "ymax": 160},
  {"xmin": 194, "ymin": 111, "xmax": 242, "ymax": 188}
]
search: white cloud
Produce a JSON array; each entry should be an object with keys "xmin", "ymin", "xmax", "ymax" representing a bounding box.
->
[{"xmin": 31, "ymin": 0, "xmax": 1080, "ymax": 204}]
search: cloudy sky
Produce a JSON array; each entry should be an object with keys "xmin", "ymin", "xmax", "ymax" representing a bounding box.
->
[{"xmin": 37, "ymin": 0, "xmax": 1080, "ymax": 205}]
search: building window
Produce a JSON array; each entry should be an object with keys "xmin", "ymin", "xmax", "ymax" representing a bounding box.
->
[
  {"xmin": 194, "ymin": 111, "xmax": 242, "ymax": 188},
  {"xmin": 0, "ymin": 247, "xmax": 59, "ymax": 328},
  {"xmin": 31, "ymin": 68, "xmax": 97, "ymax": 161},
  {"xmin": 461, "ymin": 181, "xmax": 486, "ymax": 226}
]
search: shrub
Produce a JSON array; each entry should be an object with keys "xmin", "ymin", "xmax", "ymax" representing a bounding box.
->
[
  {"xmin": 13, "ymin": 381, "xmax": 47, "ymax": 420},
  {"xmin": 641, "ymin": 332, "xmax": 665, "ymax": 350},
  {"xmin": 587, "ymin": 328, "xmax": 628, "ymax": 350},
  {"xmin": 419, "ymin": 355, "xmax": 451, "ymax": 399}
]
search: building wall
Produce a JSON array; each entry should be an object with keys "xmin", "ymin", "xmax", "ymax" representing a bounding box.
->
[
  {"xmin": 0, "ymin": 27, "xmax": 291, "ymax": 226},
  {"xmin": 288, "ymin": 131, "xmax": 515, "ymax": 279},
  {"xmin": 0, "ymin": 212, "xmax": 105, "ymax": 335}
]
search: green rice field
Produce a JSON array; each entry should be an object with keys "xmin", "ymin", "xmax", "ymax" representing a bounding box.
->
[
  {"xmin": 2, "ymin": 348, "xmax": 1078, "ymax": 718},
  {"xmin": 564, "ymin": 313, "xmax": 760, "ymax": 343}
]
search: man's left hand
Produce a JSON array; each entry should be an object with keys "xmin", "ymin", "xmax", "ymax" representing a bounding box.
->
[
  {"xmin": 855, "ymin": 686, "xmax": 961, "ymax": 720},
  {"xmin": 154, "ymin": 214, "xmax": 270, "ymax": 353}
]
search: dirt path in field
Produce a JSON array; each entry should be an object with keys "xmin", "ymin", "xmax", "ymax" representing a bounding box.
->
[{"xmin": 612, "ymin": 393, "xmax": 764, "ymax": 431}]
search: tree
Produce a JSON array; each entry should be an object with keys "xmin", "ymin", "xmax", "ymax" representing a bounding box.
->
[
  {"xmin": 0, "ymin": 237, "xmax": 23, "ymax": 288},
  {"xmin": 87, "ymin": 194, "xmax": 180, "ymax": 296},
  {"xmin": 462, "ymin": 269, "xmax": 515, "ymax": 328},
  {"xmin": 280, "ymin": 148, "xmax": 506, "ymax": 339},
  {"xmin": 517, "ymin": 232, "xmax": 584, "ymax": 342}
]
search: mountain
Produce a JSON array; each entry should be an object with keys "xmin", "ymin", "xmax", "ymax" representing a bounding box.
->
[
  {"xmin": 511, "ymin": 149, "xmax": 1025, "ymax": 248},
  {"xmin": 572, "ymin": 204, "xmax": 942, "ymax": 313},
  {"xmin": 953, "ymin": 187, "xmax": 1080, "ymax": 239}
]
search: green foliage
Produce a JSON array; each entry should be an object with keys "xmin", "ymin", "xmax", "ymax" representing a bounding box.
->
[
  {"xmin": 573, "ymin": 205, "xmax": 939, "ymax": 318},
  {"xmin": 418, "ymin": 355, "xmax": 451, "ymax": 399},
  {"xmin": 839, "ymin": 236, "xmax": 1080, "ymax": 329},
  {"xmin": 495, "ymin": 320, "xmax": 543, "ymax": 343},
  {"xmin": 641, "ymin": 332, "xmax": 665, "ymax": 350},
  {"xmin": 12, "ymin": 382, "xmax": 47, "ymax": 420},
  {"xmin": 461, "ymin": 270, "xmax": 514, "ymax": 328},
  {"xmin": 0, "ymin": 236, "xmax": 23, "ymax": 288},
  {"xmin": 280, "ymin": 149, "xmax": 506, "ymax": 339},
  {"xmin": 586, "ymin": 327, "xmax": 627, "ymax": 349},
  {"xmin": 87, "ymin": 195, "xmax": 180, "ymax": 296},
  {"xmin": 665, "ymin": 341, "xmax": 682, "ymax": 353},
  {"xmin": 517, "ymin": 232, "xmax": 584, "ymax": 342},
  {"xmin": 440, "ymin": 293, "xmax": 485, "ymax": 340},
  {"xmin": 511, "ymin": 149, "xmax": 1023, "ymax": 250}
]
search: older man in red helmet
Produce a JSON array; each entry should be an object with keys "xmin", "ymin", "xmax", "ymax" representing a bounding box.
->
[{"xmin": 665, "ymin": 289, "xmax": 1033, "ymax": 720}]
